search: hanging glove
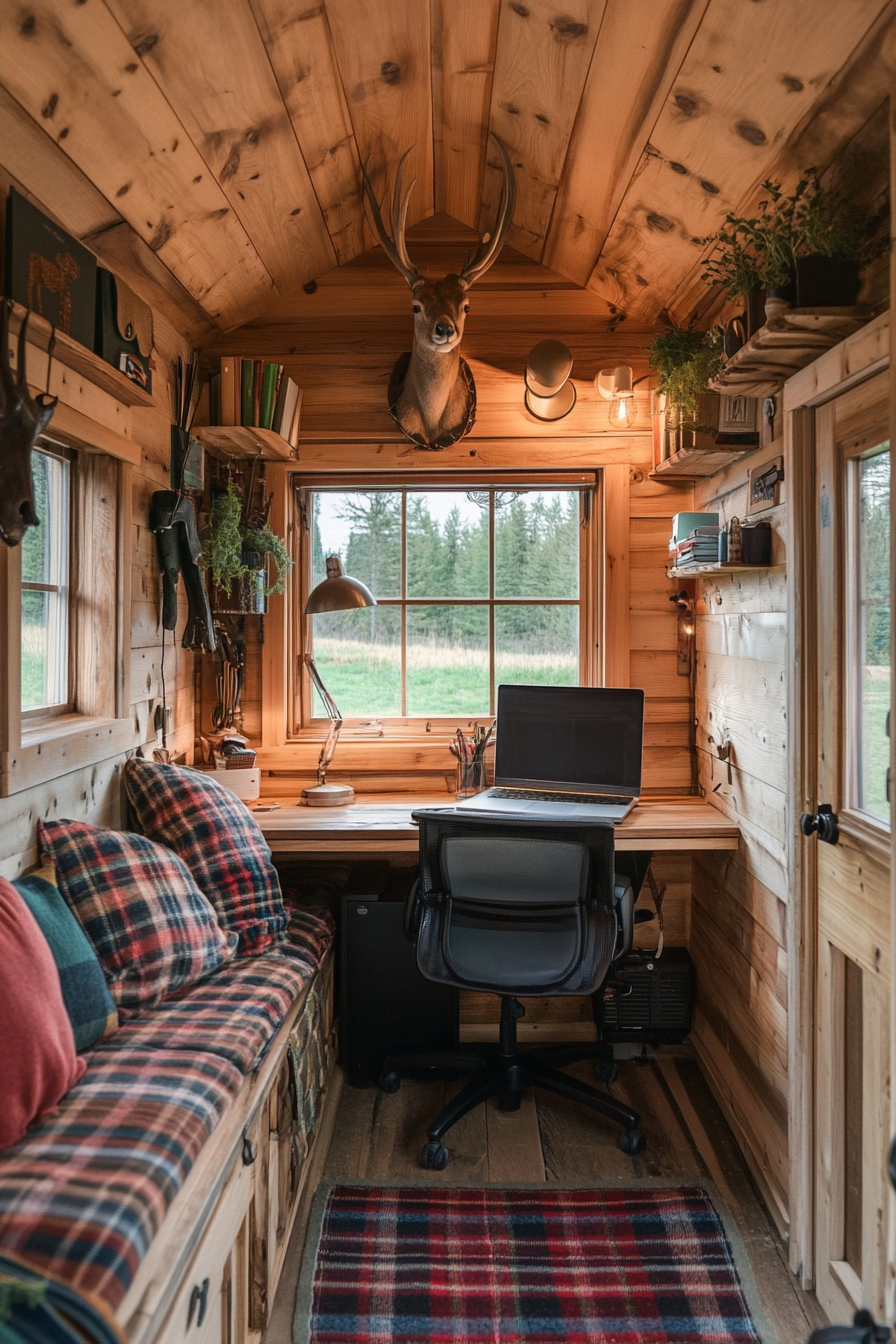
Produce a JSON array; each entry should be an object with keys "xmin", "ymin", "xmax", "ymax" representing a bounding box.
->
[{"xmin": 150, "ymin": 491, "xmax": 217, "ymax": 653}]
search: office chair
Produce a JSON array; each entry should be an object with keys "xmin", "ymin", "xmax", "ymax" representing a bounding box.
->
[{"xmin": 380, "ymin": 810, "xmax": 646, "ymax": 1169}]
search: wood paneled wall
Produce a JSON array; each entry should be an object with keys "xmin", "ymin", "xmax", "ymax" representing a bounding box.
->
[
  {"xmin": 0, "ymin": 171, "xmax": 196, "ymax": 879},
  {"xmin": 690, "ymin": 421, "xmax": 791, "ymax": 1236}
]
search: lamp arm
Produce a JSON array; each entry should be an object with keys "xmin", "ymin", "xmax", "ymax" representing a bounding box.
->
[
  {"xmin": 304, "ymin": 654, "xmax": 342, "ymax": 721},
  {"xmin": 304, "ymin": 655, "xmax": 343, "ymax": 786}
]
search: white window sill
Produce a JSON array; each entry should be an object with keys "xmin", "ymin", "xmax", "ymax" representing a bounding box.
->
[{"xmin": 2, "ymin": 714, "xmax": 139, "ymax": 796}]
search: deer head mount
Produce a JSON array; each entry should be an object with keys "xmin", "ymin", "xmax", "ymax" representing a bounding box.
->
[
  {"xmin": 362, "ymin": 135, "xmax": 516, "ymax": 450},
  {"xmin": 0, "ymin": 299, "xmax": 57, "ymax": 547}
]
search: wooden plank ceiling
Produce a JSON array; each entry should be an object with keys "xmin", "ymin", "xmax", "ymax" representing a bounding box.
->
[{"xmin": 0, "ymin": 0, "xmax": 892, "ymax": 338}]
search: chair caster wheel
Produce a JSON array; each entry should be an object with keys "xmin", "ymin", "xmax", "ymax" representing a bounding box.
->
[
  {"xmin": 596, "ymin": 1060, "xmax": 619, "ymax": 1084},
  {"xmin": 379, "ymin": 1070, "xmax": 401, "ymax": 1094},
  {"xmin": 421, "ymin": 1141, "xmax": 449, "ymax": 1170},
  {"xmin": 619, "ymin": 1128, "xmax": 646, "ymax": 1156}
]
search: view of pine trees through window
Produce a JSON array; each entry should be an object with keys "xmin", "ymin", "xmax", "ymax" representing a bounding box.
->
[
  {"xmin": 308, "ymin": 489, "xmax": 582, "ymax": 716},
  {"xmin": 855, "ymin": 446, "xmax": 891, "ymax": 822}
]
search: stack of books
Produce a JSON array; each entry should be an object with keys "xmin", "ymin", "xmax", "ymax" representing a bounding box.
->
[
  {"xmin": 669, "ymin": 526, "xmax": 721, "ymax": 568},
  {"xmin": 207, "ymin": 357, "xmax": 302, "ymax": 447}
]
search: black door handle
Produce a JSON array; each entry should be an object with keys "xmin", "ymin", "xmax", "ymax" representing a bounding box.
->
[{"xmin": 800, "ymin": 804, "xmax": 839, "ymax": 845}]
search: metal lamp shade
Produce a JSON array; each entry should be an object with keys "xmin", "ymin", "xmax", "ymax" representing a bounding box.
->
[
  {"xmin": 524, "ymin": 339, "xmax": 575, "ymax": 421},
  {"xmin": 304, "ymin": 555, "xmax": 376, "ymax": 614}
]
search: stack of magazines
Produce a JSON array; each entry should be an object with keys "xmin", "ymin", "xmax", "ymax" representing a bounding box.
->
[{"xmin": 669, "ymin": 526, "xmax": 721, "ymax": 568}]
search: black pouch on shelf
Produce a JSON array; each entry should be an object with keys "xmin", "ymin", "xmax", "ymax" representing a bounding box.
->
[
  {"xmin": 94, "ymin": 267, "xmax": 153, "ymax": 392},
  {"xmin": 741, "ymin": 518, "xmax": 772, "ymax": 564}
]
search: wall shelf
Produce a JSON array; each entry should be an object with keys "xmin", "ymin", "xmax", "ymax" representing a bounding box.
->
[
  {"xmin": 8, "ymin": 299, "xmax": 154, "ymax": 408},
  {"xmin": 666, "ymin": 562, "xmax": 782, "ymax": 578},
  {"xmin": 193, "ymin": 425, "xmax": 296, "ymax": 462},
  {"xmin": 708, "ymin": 307, "xmax": 870, "ymax": 398},
  {"xmin": 651, "ymin": 443, "xmax": 755, "ymax": 478}
]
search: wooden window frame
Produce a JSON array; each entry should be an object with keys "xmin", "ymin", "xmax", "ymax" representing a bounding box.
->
[
  {"xmin": 843, "ymin": 437, "xmax": 891, "ymax": 839},
  {"xmin": 256, "ymin": 458, "xmax": 630, "ymax": 774},
  {"xmin": 0, "ymin": 439, "xmax": 135, "ymax": 798},
  {"xmin": 20, "ymin": 444, "xmax": 74, "ymax": 721},
  {"xmin": 290, "ymin": 472, "xmax": 599, "ymax": 737}
]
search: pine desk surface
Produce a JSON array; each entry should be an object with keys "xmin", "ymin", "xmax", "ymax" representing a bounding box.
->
[{"xmin": 252, "ymin": 795, "xmax": 739, "ymax": 856}]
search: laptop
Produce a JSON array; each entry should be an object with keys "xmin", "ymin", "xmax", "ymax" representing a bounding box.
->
[{"xmin": 454, "ymin": 684, "xmax": 644, "ymax": 821}]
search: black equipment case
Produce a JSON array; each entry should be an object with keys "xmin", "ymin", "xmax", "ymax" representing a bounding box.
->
[{"xmin": 595, "ymin": 946, "xmax": 695, "ymax": 1046}]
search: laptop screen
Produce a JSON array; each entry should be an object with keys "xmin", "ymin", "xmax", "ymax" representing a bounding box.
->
[{"xmin": 493, "ymin": 685, "xmax": 644, "ymax": 795}]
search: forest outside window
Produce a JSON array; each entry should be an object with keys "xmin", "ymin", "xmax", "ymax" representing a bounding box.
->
[
  {"xmin": 293, "ymin": 477, "xmax": 596, "ymax": 731},
  {"xmin": 847, "ymin": 441, "xmax": 890, "ymax": 826},
  {"xmin": 21, "ymin": 447, "xmax": 71, "ymax": 718}
]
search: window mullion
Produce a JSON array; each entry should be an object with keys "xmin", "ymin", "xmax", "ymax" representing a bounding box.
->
[
  {"xmin": 400, "ymin": 490, "xmax": 407, "ymax": 717},
  {"xmin": 488, "ymin": 491, "xmax": 495, "ymax": 716}
]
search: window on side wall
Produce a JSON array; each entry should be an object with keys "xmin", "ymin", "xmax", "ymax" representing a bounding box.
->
[
  {"xmin": 846, "ymin": 440, "xmax": 891, "ymax": 827},
  {"xmin": 291, "ymin": 474, "xmax": 597, "ymax": 734},
  {"xmin": 20, "ymin": 446, "xmax": 72, "ymax": 719}
]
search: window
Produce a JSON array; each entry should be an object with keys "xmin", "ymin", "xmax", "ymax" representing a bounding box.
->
[
  {"xmin": 20, "ymin": 447, "xmax": 71, "ymax": 716},
  {"xmin": 294, "ymin": 477, "xmax": 595, "ymax": 729},
  {"xmin": 847, "ymin": 442, "xmax": 890, "ymax": 825}
]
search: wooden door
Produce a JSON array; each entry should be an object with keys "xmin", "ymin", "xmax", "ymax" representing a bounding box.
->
[{"xmin": 811, "ymin": 371, "xmax": 891, "ymax": 1321}]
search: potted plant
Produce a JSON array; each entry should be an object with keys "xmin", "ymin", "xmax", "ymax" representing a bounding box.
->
[
  {"xmin": 702, "ymin": 170, "xmax": 887, "ymax": 323},
  {"xmin": 203, "ymin": 480, "xmax": 292, "ymax": 615},
  {"xmin": 648, "ymin": 327, "xmax": 725, "ymax": 455}
]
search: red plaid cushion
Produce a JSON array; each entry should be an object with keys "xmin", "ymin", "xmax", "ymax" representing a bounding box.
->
[
  {"xmin": 38, "ymin": 820, "xmax": 237, "ymax": 1013},
  {"xmin": 124, "ymin": 759, "xmax": 286, "ymax": 955}
]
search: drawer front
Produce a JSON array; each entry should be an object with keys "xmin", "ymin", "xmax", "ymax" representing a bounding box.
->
[{"xmin": 154, "ymin": 1152, "xmax": 253, "ymax": 1344}]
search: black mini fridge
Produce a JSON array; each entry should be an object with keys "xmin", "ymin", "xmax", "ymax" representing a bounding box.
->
[{"xmin": 340, "ymin": 896, "xmax": 459, "ymax": 1087}]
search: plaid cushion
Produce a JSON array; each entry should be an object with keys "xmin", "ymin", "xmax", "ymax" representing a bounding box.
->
[
  {"xmin": 0, "ymin": 1048, "xmax": 241, "ymax": 1311},
  {"xmin": 95, "ymin": 951, "xmax": 321, "ymax": 1073},
  {"xmin": 13, "ymin": 870, "xmax": 118, "ymax": 1052},
  {"xmin": 38, "ymin": 821, "xmax": 238, "ymax": 1014},
  {"xmin": 124, "ymin": 760, "xmax": 286, "ymax": 956},
  {"xmin": 281, "ymin": 906, "xmax": 336, "ymax": 972}
]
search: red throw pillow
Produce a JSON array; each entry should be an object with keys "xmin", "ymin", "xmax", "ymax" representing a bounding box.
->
[
  {"xmin": 124, "ymin": 759, "xmax": 286, "ymax": 956},
  {"xmin": 0, "ymin": 876, "xmax": 86, "ymax": 1149}
]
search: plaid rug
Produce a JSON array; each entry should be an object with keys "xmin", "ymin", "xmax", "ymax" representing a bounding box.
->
[{"xmin": 296, "ymin": 1185, "xmax": 767, "ymax": 1344}]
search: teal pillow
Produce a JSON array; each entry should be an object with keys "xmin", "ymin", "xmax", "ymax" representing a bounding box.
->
[{"xmin": 13, "ymin": 870, "xmax": 118, "ymax": 1052}]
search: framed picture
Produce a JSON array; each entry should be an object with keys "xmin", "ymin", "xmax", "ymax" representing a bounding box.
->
[
  {"xmin": 718, "ymin": 394, "xmax": 758, "ymax": 434},
  {"xmin": 749, "ymin": 456, "xmax": 784, "ymax": 511}
]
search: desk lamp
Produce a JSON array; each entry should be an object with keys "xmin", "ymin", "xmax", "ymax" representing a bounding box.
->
[{"xmin": 302, "ymin": 555, "xmax": 376, "ymax": 807}]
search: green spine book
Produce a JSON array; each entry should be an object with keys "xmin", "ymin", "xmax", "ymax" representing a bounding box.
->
[
  {"xmin": 259, "ymin": 362, "xmax": 280, "ymax": 429},
  {"xmin": 240, "ymin": 358, "xmax": 255, "ymax": 426}
]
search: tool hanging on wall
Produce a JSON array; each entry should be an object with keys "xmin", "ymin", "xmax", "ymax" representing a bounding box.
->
[
  {"xmin": 150, "ymin": 490, "xmax": 217, "ymax": 652},
  {"xmin": 211, "ymin": 618, "xmax": 245, "ymax": 732}
]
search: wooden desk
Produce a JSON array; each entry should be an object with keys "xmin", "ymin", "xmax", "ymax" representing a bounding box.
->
[{"xmin": 254, "ymin": 794, "xmax": 739, "ymax": 856}]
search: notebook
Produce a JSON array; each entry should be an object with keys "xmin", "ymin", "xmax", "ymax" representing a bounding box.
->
[{"xmin": 454, "ymin": 684, "xmax": 644, "ymax": 821}]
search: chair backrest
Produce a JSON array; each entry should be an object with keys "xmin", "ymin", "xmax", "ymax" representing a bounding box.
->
[{"xmin": 411, "ymin": 811, "xmax": 620, "ymax": 997}]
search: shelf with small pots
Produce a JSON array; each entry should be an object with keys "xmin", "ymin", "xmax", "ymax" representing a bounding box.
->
[{"xmin": 708, "ymin": 307, "xmax": 871, "ymax": 399}]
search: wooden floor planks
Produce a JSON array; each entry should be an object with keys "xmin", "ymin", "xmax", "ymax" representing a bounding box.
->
[{"xmin": 264, "ymin": 1050, "xmax": 827, "ymax": 1344}]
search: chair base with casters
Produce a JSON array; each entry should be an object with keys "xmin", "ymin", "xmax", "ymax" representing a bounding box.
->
[{"xmin": 381, "ymin": 994, "xmax": 646, "ymax": 1170}]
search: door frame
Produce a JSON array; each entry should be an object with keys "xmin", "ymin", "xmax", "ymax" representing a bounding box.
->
[{"xmin": 784, "ymin": 311, "xmax": 890, "ymax": 1287}]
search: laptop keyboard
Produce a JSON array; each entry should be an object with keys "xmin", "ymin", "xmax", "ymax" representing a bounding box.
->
[{"xmin": 489, "ymin": 788, "xmax": 632, "ymax": 806}]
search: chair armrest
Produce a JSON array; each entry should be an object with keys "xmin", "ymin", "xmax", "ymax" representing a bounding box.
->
[{"xmin": 613, "ymin": 874, "xmax": 635, "ymax": 960}]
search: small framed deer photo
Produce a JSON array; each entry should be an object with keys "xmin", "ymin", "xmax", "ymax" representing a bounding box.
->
[{"xmin": 749, "ymin": 456, "xmax": 784, "ymax": 512}]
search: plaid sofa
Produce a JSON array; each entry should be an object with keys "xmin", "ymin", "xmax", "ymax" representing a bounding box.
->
[{"xmin": 0, "ymin": 907, "xmax": 335, "ymax": 1330}]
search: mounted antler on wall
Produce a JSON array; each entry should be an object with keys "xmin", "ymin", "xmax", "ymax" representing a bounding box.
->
[
  {"xmin": 362, "ymin": 135, "xmax": 516, "ymax": 450},
  {"xmin": 0, "ymin": 299, "xmax": 57, "ymax": 547}
]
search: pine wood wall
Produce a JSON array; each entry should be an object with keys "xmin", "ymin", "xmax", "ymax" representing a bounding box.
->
[{"xmin": 0, "ymin": 170, "xmax": 196, "ymax": 879}]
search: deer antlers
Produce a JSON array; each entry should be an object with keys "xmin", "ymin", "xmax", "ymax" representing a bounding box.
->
[
  {"xmin": 0, "ymin": 299, "xmax": 57, "ymax": 547},
  {"xmin": 361, "ymin": 133, "xmax": 517, "ymax": 291}
]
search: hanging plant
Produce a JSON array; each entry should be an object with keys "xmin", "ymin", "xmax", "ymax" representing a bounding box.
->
[
  {"xmin": 203, "ymin": 480, "xmax": 293, "ymax": 598},
  {"xmin": 648, "ymin": 326, "xmax": 724, "ymax": 425}
]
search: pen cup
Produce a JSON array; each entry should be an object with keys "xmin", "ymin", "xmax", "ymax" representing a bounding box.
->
[{"xmin": 456, "ymin": 758, "xmax": 486, "ymax": 799}]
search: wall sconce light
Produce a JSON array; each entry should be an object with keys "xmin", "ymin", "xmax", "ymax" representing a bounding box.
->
[
  {"xmin": 525, "ymin": 340, "xmax": 576, "ymax": 421},
  {"xmin": 596, "ymin": 364, "xmax": 635, "ymax": 428}
]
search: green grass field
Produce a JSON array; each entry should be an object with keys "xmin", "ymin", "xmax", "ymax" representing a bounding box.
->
[
  {"xmin": 862, "ymin": 674, "xmax": 890, "ymax": 821},
  {"xmin": 313, "ymin": 637, "xmax": 577, "ymax": 717}
]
